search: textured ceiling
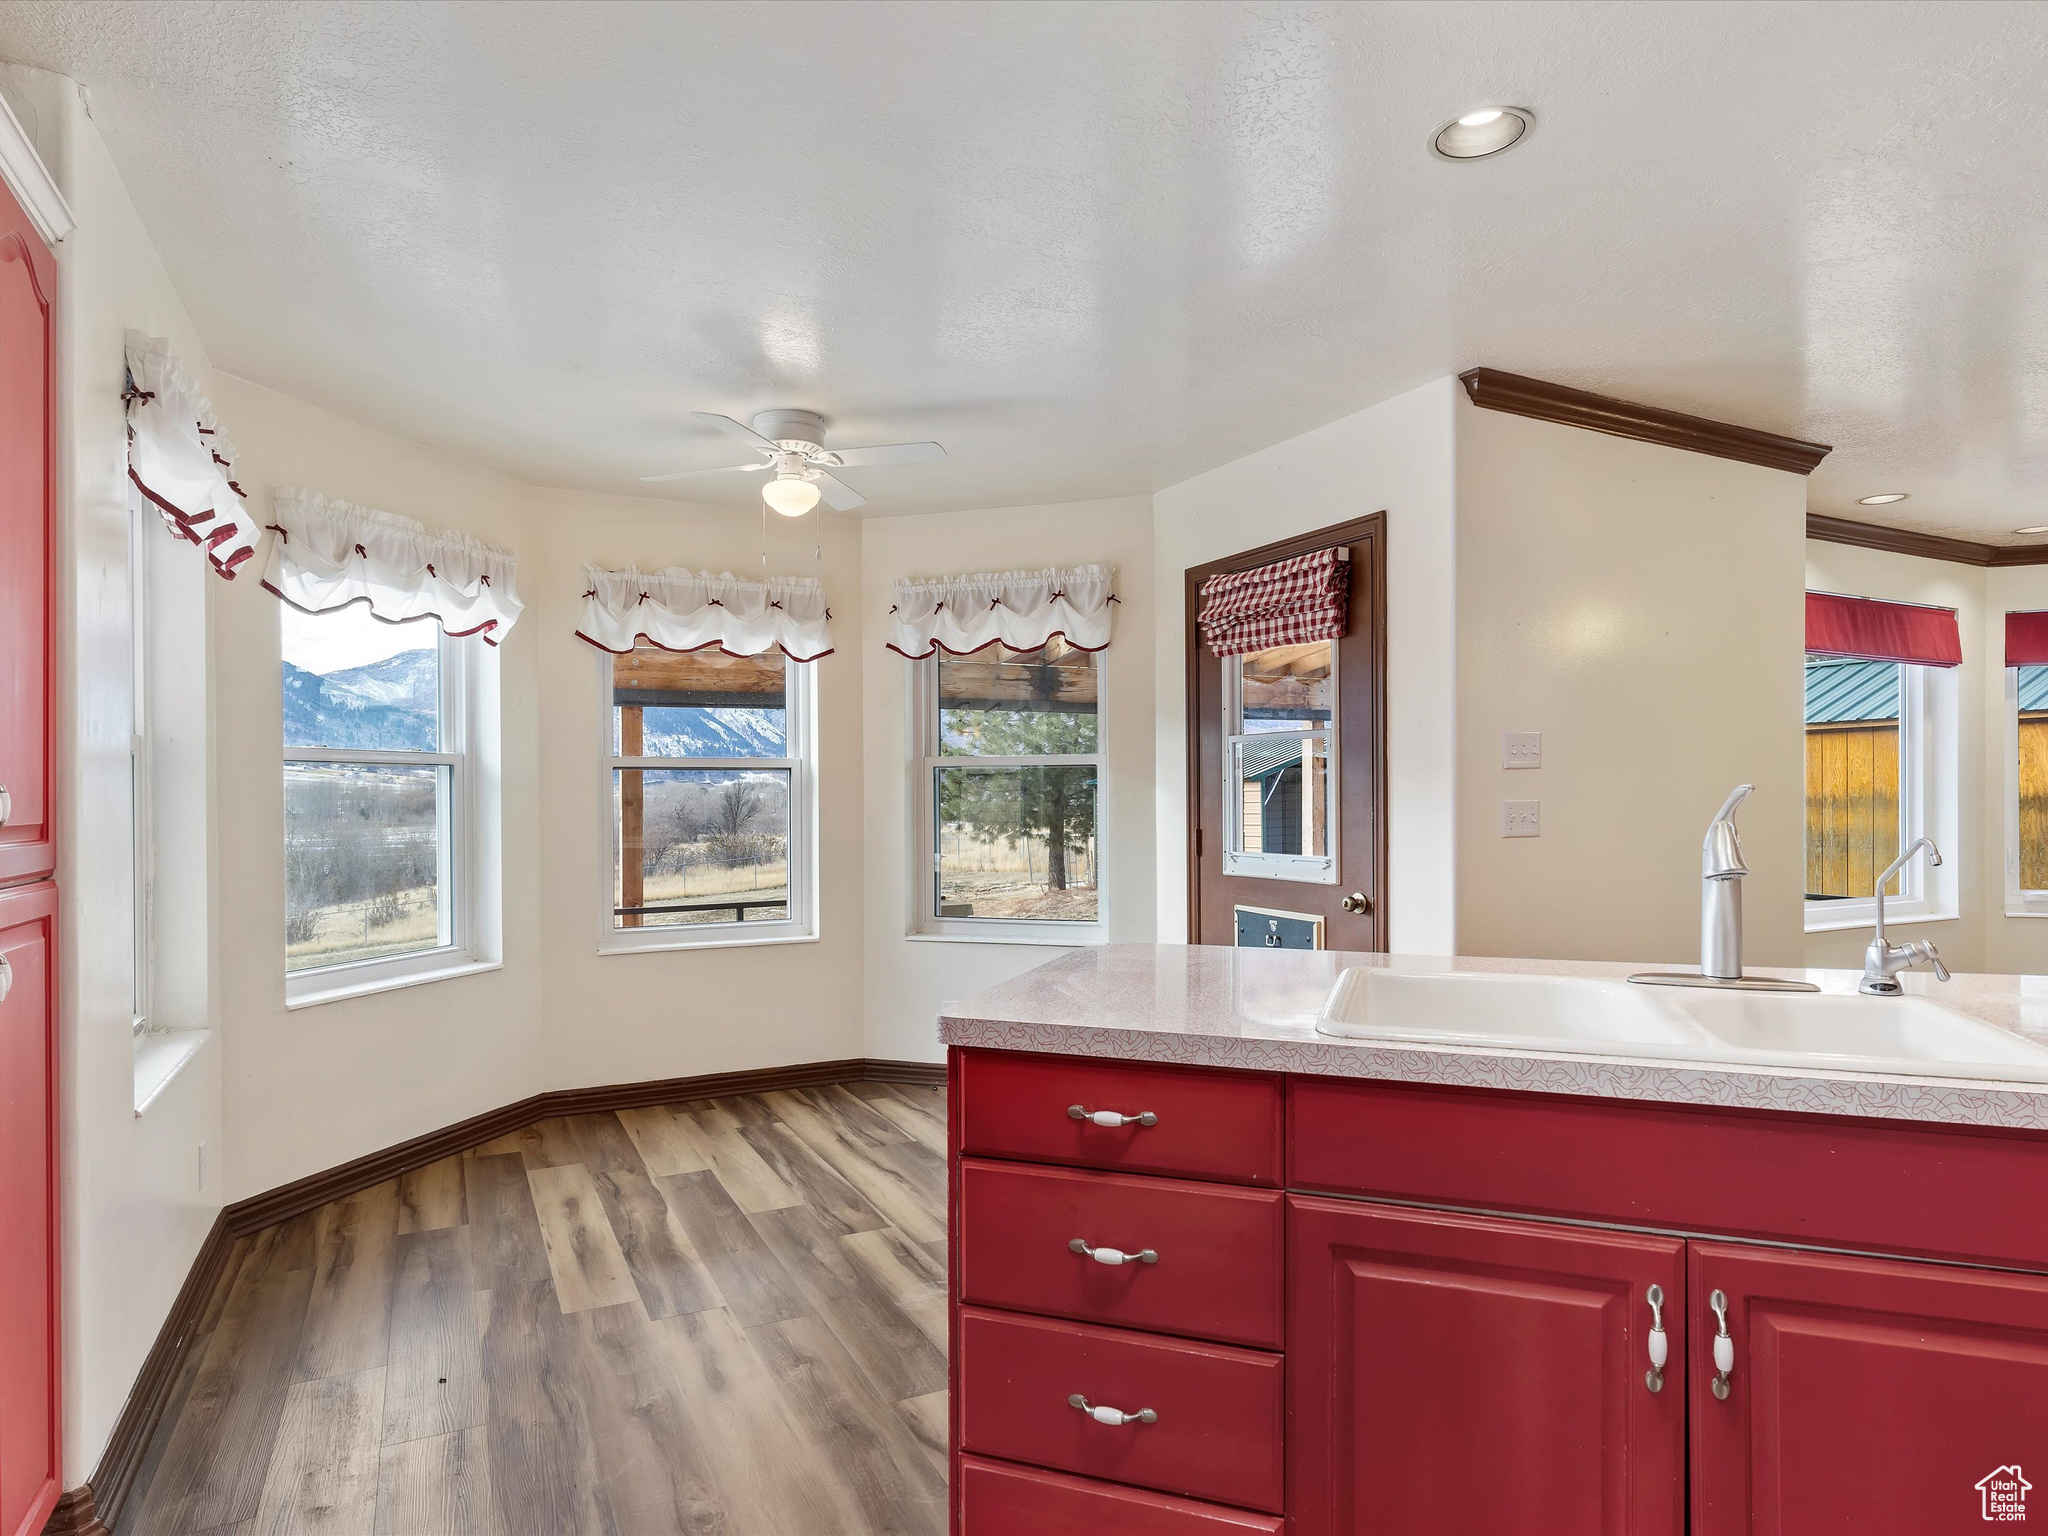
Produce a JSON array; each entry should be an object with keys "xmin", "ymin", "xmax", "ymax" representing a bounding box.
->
[{"xmin": 4, "ymin": 1, "xmax": 2048, "ymax": 535}]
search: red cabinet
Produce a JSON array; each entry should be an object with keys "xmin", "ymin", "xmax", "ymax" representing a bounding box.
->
[
  {"xmin": 0, "ymin": 180, "xmax": 54, "ymax": 889},
  {"xmin": 1289, "ymin": 1197, "xmax": 1687, "ymax": 1535},
  {"xmin": 0, "ymin": 883, "xmax": 56, "ymax": 1536},
  {"xmin": 959, "ymin": 1159, "xmax": 1283, "ymax": 1347},
  {"xmin": 956, "ymin": 1456, "xmax": 1284, "ymax": 1534},
  {"xmin": 1691, "ymin": 1241, "xmax": 2048, "ymax": 1536}
]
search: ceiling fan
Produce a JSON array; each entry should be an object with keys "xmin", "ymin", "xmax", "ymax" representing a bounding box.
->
[{"xmin": 642, "ymin": 408, "xmax": 946, "ymax": 515}]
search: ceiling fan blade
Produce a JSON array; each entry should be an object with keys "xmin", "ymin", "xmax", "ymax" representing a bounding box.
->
[
  {"xmin": 812, "ymin": 470, "xmax": 868, "ymax": 511},
  {"xmin": 690, "ymin": 411, "xmax": 781, "ymax": 453},
  {"xmin": 816, "ymin": 441, "xmax": 947, "ymax": 468},
  {"xmin": 638, "ymin": 461, "xmax": 770, "ymax": 483}
]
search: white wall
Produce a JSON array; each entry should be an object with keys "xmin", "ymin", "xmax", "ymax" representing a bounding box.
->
[
  {"xmin": 1455, "ymin": 400, "xmax": 1808, "ymax": 967},
  {"xmin": 0, "ymin": 61, "xmax": 228, "ymax": 1486},
  {"xmin": 206, "ymin": 373, "xmax": 547, "ymax": 1199},
  {"xmin": 530, "ymin": 487, "xmax": 868, "ymax": 1087},
  {"xmin": 860, "ymin": 497, "xmax": 1156, "ymax": 1064},
  {"xmin": 1151, "ymin": 377, "xmax": 1460, "ymax": 953}
]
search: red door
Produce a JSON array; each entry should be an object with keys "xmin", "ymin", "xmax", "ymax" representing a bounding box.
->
[
  {"xmin": 0, "ymin": 882, "xmax": 57, "ymax": 1536},
  {"xmin": 1691, "ymin": 1240, "xmax": 2048, "ymax": 1536},
  {"xmin": 1289, "ymin": 1197, "xmax": 1686, "ymax": 1535},
  {"xmin": 0, "ymin": 176, "xmax": 54, "ymax": 887}
]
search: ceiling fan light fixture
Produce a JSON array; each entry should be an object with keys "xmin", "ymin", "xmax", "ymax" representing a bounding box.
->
[
  {"xmin": 762, "ymin": 476, "xmax": 821, "ymax": 517},
  {"xmin": 1432, "ymin": 106, "xmax": 1532, "ymax": 160}
]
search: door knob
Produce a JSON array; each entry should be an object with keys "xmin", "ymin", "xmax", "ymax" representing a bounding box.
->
[{"xmin": 1341, "ymin": 892, "xmax": 1370, "ymax": 914}]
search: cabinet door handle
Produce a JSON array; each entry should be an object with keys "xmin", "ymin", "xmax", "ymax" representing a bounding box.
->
[
  {"xmin": 1644, "ymin": 1283, "xmax": 1668, "ymax": 1393},
  {"xmin": 0, "ymin": 954, "xmax": 10, "ymax": 1006},
  {"xmin": 1068, "ymin": 1393, "xmax": 1157, "ymax": 1426},
  {"xmin": 0, "ymin": 781, "xmax": 10, "ymax": 827},
  {"xmin": 1070, "ymin": 1238, "xmax": 1158, "ymax": 1266},
  {"xmin": 1068, "ymin": 1104, "xmax": 1158, "ymax": 1128},
  {"xmin": 1709, "ymin": 1287, "xmax": 1734, "ymax": 1399}
]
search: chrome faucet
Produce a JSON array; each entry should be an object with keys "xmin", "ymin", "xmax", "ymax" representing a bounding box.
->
[
  {"xmin": 1860, "ymin": 839, "xmax": 1951, "ymax": 995},
  {"xmin": 1700, "ymin": 784, "xmax": 1753, "ymax": 980}
]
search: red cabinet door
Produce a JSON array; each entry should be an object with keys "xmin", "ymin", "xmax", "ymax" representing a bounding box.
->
[
  {"xmin": 959, "ymin": 1159, "xmax": 1284, "ymax": 1347},
  {"xmin": 0, "ymin": 882, "xmax": 57, "ymax": 1536},
  {"xmin": 1691, "ymin": 1240, "xmax": 2048, "ymax": 1536},
  {"xmin": 1289, "ymin": 1196, "xmax": 1686, "ymax": 1535},
  {"xmin": 0, "ymin": 177, "xmax": 54, "ymax": 889}
]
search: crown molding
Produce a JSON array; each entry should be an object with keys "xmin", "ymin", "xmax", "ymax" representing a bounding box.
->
[
  {"xmin": 1459, "ymin": 367, "xmax": 1832, "ymax": 475},
  {"xmin": 0, "ymin": 89, "xmax": 72, "ymax": 246},
  {"xmin": 1805, "ymin": 513, "xmax": 2048, "ymax": 568}
]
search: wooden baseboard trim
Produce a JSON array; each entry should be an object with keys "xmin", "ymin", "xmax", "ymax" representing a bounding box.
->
[
  {"xmin": 1460, "ymin": 366, "xmax": 1832, "ymax": 475},
  {"xmin": 68, "ymin": 1055, "xmax": 944, "ymax": 1533}
]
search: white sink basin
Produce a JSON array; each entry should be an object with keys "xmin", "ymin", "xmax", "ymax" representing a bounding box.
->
[
  {"xmin": 1315, "ymin": 966, "xmax": 2048, "ymax": 1084},
  {"xmin": 1316, "ymin": 969, "xmax": 1716, "ymax": 1055},
  {"xmin": 1667, "ymin": 990, "xmax": 2048, "ymax": 1082}
]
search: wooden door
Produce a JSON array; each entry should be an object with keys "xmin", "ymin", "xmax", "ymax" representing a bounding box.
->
[
  {"xmin": 0, "ymin": 882, "xmax": 57, "ymax": 1536},
  {"xmin": 1289, "ymin": 1196, "xmax": 1686, "ymax": 1535},
  {"xmin": 0, "ymin": 176, "xmax": 54, "ymax": 888},
  {"xmin": 1691, "ymin": 1240, "xmax": 2048, "ymax": 1536},
  {"xmin": 1186, "ymin": 515, "xmax": 1385, "ymax": 949}
]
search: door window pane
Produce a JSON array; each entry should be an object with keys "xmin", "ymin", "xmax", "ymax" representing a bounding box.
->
[
  {"xmin": 1238, "ymin": 641, "xmax": 1333, "ymax": 734},
  {"xmin": 1804, "ymin": 656, "xmax": 1902, "ymax": 899},
  {"xmin": 613, "ymin": 648, "xmax": 786, "ymax": 757},
  {"xmin": 285, "ymin": 762, "xmax": 450, "ymax": 969},
  {"xmin": 282, "ymin": 602, "xmax": 441, "ymax": 751},
  {"xmin": 1234, "ymin": 735, "xmax": 1330, "ymax": 857},
  {"xmin": 615, "ymin": 768, "xmax": 791, "ymax": 927},
  {"xmin": 2019, "ymin": 665, "xmax": 2048, "ymax": 891},
  {"xmin": 935, "ymin": 764, "xmax": 1098, "ymax": 920},
  {"xmin": 940, "ymin": 639, "xmax": 1098, "ymax": 756}
]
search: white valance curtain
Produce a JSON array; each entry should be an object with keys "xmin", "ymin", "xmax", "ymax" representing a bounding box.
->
[
  {"xmin": 575, "ymin": 565, "xmax": 834, "ymax": 661},
  {"xmin": 886, "ymin": 564, "xmax": 1116, "ymax": 658},
  {"xmin": 124, "ymin": 331, "xmax": 258, "ymax": 579},
  {"xmin": 263, "ymin": 487, "xmax": 523, "ymax": 644}
]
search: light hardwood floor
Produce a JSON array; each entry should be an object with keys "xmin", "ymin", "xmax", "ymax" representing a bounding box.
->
[{"xmin": 120, "ymin": 1082, "xmax": 950, "ymax": 1536}]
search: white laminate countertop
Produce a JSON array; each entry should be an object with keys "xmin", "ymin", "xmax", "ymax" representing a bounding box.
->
[{"xmin": 935, "ymin": 945, "xmax": 2048, "ymax": 1132}]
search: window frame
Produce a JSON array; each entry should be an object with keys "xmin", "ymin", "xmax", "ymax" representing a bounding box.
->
[
  {"xmin": 283, "ymin": 614, "xmax": 496, "ymax": 1006},
  {"xmin": 128, "ymin": 489, "xmax": 156, "ymax": 1034},
  {"xmin": 596, "ymin": 646, "xmax": 817, "ymax": 954},
  {"xmin": 1804, "ymin": 658, "xmax": 1959, "ymax": 932},
  {"xmin": 2003, "ymin": 665, "xmax": 2048, "ymax": 918},
  {"xmin": 1219, "ymin": 642, "xmax": 1340, "ymax": 884},
  {"xmin": 909, "ymin": 645, "xmax": 1108, "ymax": 945}
]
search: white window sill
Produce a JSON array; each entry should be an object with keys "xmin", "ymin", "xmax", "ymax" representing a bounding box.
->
[
  {"xmin": 906, "ymin": 929, "xmax": 1108, "ymax": 947},
  {"xmin": 133, "ymin": 1028, "xmax": 209, "ymax": 1116},
  {"xmin": 599, "ymin": 930, "xmax": 818, "ymax": 956},
  {"xmin": 1804, "ymin": 909, "xmax": 1958, "ymax": 934},
  {"xmin": 285, "ymin": 955, "xmax": 502, "ymax": 1010},
  {"xmin": 2004, "ymin": 902, "xmax": 2048, "ymax": 919}
]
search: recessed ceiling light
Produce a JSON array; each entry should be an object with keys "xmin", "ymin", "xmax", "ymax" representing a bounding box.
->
[
  {"xmin": 2016, "ymin": 525, "xmax": 2048, "ymax": 536},
  {"xmin": 1432, "ymin": 106, "xmax": 1533, "ymax": 160},
  {"xmin": 1856, "ymin": 493, "xmax": 1910, "ymax": 505}
]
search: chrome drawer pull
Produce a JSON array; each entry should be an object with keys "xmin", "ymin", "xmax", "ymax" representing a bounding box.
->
[
  {"xmin": 1644, "ymin": 1283, "xmax": 1668, "ymax": 1393},
  {"xmin": 1709, "ymin": 1287, "xmax": 1734, "ymax": 1400},
  {"xmin": 0, "ymin": 954, "xmax": 10, "ymax": 1006},
  {"xmin": 1070, "ymin": 1238, "xmax": 1158, "ymax": 1266},
  {"xmin": 1068, "ymin": 1104, "xmax": 1158, "ymax": 1128},
  {"xmin": 1068, "ymin": 1393, "xmax": 1157, "ymax": 1426}
]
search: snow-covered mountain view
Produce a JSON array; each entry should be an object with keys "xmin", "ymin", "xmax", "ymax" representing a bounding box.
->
[
  {"xmin": 633, "ymin": 705, "xmax": 787, "ymax": 759},
  {"xmin": 283, "ymin": 649, "xmax": 439, "ymax": 750}
]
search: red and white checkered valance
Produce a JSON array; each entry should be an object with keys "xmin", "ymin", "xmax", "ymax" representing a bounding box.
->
[{"xmin": 1196, "ymin": 546, "xmax": 1350, "ymax": 658}]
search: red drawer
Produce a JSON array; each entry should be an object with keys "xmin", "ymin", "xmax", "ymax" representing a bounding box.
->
[
  {"xmin": 958, "ymin": 1050, "xmax": 1281, "ymax": 1186},
  {"xmin": 958, "ymin": 1455, "xmax": 1284, "ymax": 1534},
  {"xmin": 957, "ymin": 1307, "xmax": 1285, "ymax": 1514},
  {"xmin": 960, "ymin": 1159, "xmax": 1283, "ymax": 1348}
]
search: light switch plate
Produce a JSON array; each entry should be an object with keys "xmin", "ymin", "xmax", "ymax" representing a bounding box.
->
[
  {"xmin": 1503, "ymin": 730, "xmax": 1542, "ymax": 769},
  {"xmin": 1502, "ymin": 800, "xmax": 1540, "ymax": 837}
]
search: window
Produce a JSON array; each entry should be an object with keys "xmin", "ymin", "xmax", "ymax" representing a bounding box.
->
[
  {"xmin": 2006, "ymin": 664, "xmax": 2048, "ymax": 915},
  {"xmin": 283, "ymin": 602, "xmax": 490, "ymax": 999},
  {"xmin": 913, "ymin": 639, "xmax": 1103, "ymax": 939},
  {"xmin": 1805, "ymin": 654, "xmax": 1956, "ymax": 930},
  {"xmin": 604, "ymin": 645, "xmax": 814, "ymax": 949},
  {"xmin": 1224, "ymin": 640, "xmax": 1337, "ymax": 881}
]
